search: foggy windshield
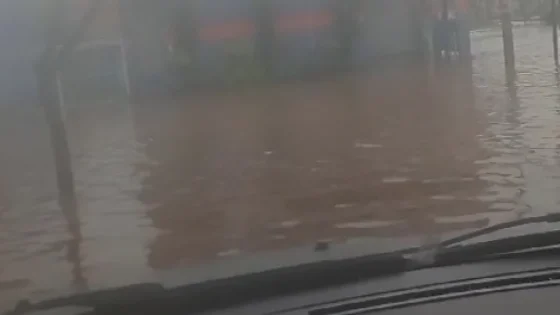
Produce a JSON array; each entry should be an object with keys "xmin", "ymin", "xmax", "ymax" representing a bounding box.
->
[{"xmin": 1, "ymin": 0, "xmax": 558, "ymax": 311}]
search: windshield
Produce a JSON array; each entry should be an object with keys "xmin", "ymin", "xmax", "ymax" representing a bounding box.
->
[{"xmin": 0, "ymin": 0, "xmax": 558, "ymax": 310}]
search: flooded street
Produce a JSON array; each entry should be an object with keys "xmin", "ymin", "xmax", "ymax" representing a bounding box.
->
[{"xmin": 3, "ymin": 25, "xmax": 560, "ymax": 309}]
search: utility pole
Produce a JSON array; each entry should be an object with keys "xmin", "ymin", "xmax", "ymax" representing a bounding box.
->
[
  {"xmin": 499, "ymin": 0, "xmax": 515, "ymax": 81},
  {"xmin": 36, "ymin": 0, "xmax": 103, "ymax": 291},
  {"xmin": 552, "ymin": 0, "xmax": 559, "ymax": 67},
  {"xmin": 485, "ymin": 0, "xmax": 494, "ymax": 25},
  {"xmin": 36, "ymin": 0, "xmax": 102, "ymax": 211},
  {"xmin": 37, "ymin": 0, "xmax": 76, "ymax": 212},
  {"xmin": 442, "ymin": 0, "xmax": 451, "ymax": 61}
]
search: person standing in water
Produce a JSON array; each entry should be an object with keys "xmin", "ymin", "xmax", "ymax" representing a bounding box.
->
[
  {"xmin": 448, "ymin": 9, "xmax": 459, "ymax": 56},
  {"xmin": 433, "ymin": 1, "xmax": 459, "ymax": 61}
]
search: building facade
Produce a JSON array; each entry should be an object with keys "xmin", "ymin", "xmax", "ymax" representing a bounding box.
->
[
  {"xmin": 117, "ymin": 0, "xmax": 432, "ymax": 90},
  {"xmin": 59, "ymin": 0, "xmax": 130, "ymax": 101},
  {"xmin": 470, "ymin": 0, "xmax": 550, "ymax": 22}
]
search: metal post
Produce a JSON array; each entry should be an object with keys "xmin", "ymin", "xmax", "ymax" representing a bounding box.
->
[
  {"xmin": 442, "ymin": 0, "xmax": 450, "ymax": 60},
  {"xmin": 553, "ymin": 0, "xmax": 559, "ymax": 67},
  {"xmin": 37, "ymin": 0, "xmax": 103, "ymax": 292},
  {"xmin": 500, "ymin": 0, "xmax": 515, "ymax": 80},
  {"xmin": 116, "ymin": 0, "xmax": 132, "ymax": 97},
  {"xmin": 36, "ymin": 63, "xmax": 76, "ymax": 211},
  {"xmin": 457, "ymin": 0, "xmax": 472, "ymax": 60},
  {"xmin": 485, "ymin": 0, "xmax": 493, "ymax": 24},
  {"xmin": 422, "ymin": 0, "xmax": 435, "ymax": 67},
  {"xmin": 55, "ymin": 70, "xmax": 66, "ymax": 120},
  {"xmin": 38, "ymin": 0, "xmax": 77, "ymax": 212},
  {"xmin": 120, "ymin": 38, "xmax": 131, "ymax": 96}
]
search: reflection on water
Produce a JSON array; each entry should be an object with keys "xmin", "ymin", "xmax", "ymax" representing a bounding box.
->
[
  {"xmin": 2, "ymin": 24, "xmax": 560, "ymax": 310},
  {"xmin": 133, "ymin": 63, "xmax": 491, "ymax": 269}
]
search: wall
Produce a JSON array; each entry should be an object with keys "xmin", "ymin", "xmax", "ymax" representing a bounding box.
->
[
  {"xmin": 58, "ymin": 0, "xmax": 126, "ymax": 102},
  {"xmin": 0, "ymin": 0, "xmax": 127, "ymax": 105},
  {"xmin": 0, "ymin": 0, "xmax": 45, "ymax": 104},
  {"xmin": 118, "ymin": 0, "xmax": 427, "ymax": 88},
  {"xmin": 65, "ymin": 0, "xmax": 121, "ymax": 42},
  {"xmin": 118, "ymin": 0, "xmax": 179, "ymax": 90},
  {"xmin": 357, "ymin": 0, "xmax": 423, "ymax": 58}
]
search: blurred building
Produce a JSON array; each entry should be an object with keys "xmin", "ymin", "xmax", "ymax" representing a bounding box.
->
[
  {"xmin": 117, "ymin": 0, "xmax": 435, "ymax": 91},
  {"xmin": 58, "ymin": 0, "xmax": 130, "ymax": 102},
  {"xmin": 470, "ymin": 0, "xmax": 550, "ymax": 22},
  {"xmin": 0, "ymin": 0, "xmax": 471, "ymax": 103},
  {"xmin": 64, "ymin": 0, "xmax": 122, "ymax": 42}
]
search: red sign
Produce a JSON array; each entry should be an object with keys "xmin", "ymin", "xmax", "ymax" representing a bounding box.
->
[
  {"xmin": 429, "ymin": 0, "xmax": 470, "ymax": 17},
  {"xmin": 199, "ymin": 20, "xmax": 257, "ymax": 42},
  {"xmin": 274, "ymin": 11, "xmax": 335, "ymax": 34}
]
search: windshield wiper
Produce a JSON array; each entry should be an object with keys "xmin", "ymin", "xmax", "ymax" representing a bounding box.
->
[
  {"xmin": 16, "ymin": 214, "xmax": 560, "ymax": 314},
  {"xmin": 4, "ymin": 252, "xmax": 411, "ymax": 315},
  {"xmin": 435, "ymin": 229, "xmax": 560, "ymax": 264},
  {"xmin": 433, "ymin": 213, "xmax": 560, "ymax": 250},
  {"xmin": 401, "ymin": 213, "xmax": 560, "ymax": 266}
]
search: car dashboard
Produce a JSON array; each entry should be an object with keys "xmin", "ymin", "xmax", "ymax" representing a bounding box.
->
[{"xmin": 205, "ymin": 257, "xmax": 560, "ymax": 315}]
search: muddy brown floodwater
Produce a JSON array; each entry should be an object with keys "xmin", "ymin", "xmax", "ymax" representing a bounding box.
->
[{"xmin": 3, "ymin": 25, "xmax": 560, "ymax": 310}]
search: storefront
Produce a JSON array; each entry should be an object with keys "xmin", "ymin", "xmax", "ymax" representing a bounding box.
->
[
  {"xmin": 119, "ymin": 0, "xmax": 438, "ymax": 91},
  {"xmin": 267, "ymin": 0, "xmax": 339, "ymax": 77},
  {"xmin": 351, "ymin": 0, "xmax": 425, "ymax": 66}
]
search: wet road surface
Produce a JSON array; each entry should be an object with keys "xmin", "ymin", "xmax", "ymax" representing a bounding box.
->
[{"xmin": 2, "ymin": 25, "xmax": 560, "ymax": 309}]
